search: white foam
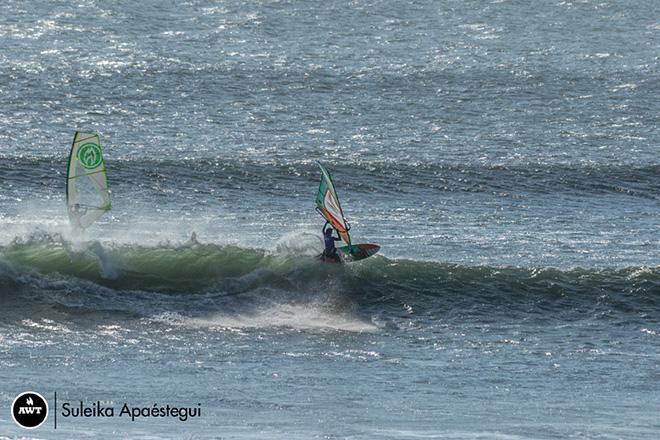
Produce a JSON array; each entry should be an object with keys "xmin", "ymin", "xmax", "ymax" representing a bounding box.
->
[
  {"xmin": 274, "ymin": 230, "xmax": 323, "ymax": 256},
  {"xmin": 152, "ymin": 303, "xmax": 378, "ymax": 333}
]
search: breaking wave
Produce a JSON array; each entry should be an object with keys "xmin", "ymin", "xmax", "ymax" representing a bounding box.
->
[{"xmin": 0, "ymin": 235, "xmax": 657, "ymax": 331}]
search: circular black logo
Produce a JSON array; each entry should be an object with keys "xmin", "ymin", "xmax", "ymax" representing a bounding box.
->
[{"xmin": 11, "ymin": 392, "xmax": 48, "ymax": 429}]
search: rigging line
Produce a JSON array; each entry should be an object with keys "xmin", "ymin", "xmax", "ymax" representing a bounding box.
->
[
  {"xmin": 75, "ymin": 133, "xmax": 98, "ymax": 143},
  {"xmin": 67, "ymin": 169, "xmax": 107, "ymax": 179}
]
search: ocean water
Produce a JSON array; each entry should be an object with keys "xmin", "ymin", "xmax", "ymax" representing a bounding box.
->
[{"xmin": 0, "ymin": 0, "xmax": 658, "ymax": 438}]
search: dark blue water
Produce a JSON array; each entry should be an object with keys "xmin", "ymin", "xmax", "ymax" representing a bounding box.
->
[{"xmin": 1, "ymin": 1, "xmax": 658, "ymax": 438}]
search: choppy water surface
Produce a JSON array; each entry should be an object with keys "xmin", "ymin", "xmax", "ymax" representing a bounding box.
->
[{"xmin": 0, "ymin": 0, "xmax": 658, "ymax": 438}]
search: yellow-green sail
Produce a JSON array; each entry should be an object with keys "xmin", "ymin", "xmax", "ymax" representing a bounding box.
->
[{"xmin": 66, "ymin": 132, "xmax": 111, "ymax": 229}]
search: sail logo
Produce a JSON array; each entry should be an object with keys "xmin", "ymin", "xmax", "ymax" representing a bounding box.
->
[
  {"xmin": 11, "ymin": 391, "xmax": 49, "ymax": 429},
  {"xmin": 78, "ymin": 142, "xmax": 103, "ymax": 169}
]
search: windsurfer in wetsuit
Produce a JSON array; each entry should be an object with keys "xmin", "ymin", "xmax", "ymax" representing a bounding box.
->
[
  {"xmin": 69, "ymin": 203, "xmax": 87, "ymax": 230},
  {"xmin": 323, "ymin": 223, "xmax": 342, "ymax": 263}
]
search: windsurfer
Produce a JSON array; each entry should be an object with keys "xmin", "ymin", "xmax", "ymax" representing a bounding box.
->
[
  {"xmin": 323, "ymin": 223, "xmax": 342, "ymax": 263},
  {"xmin": 69, "ymin": 203, "xmax": 87, "ymax": 230}
]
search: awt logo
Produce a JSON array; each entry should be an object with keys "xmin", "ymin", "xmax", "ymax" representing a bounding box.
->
[{"xmin": 11, "ymin": 392, "xmax": 49, "ymax": 429}]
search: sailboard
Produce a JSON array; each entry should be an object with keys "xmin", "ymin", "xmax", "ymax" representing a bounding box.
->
[
  {"xmin": 315, "ymin": 162, "xmax": 380, "ymax": 263},
  {"xmin": 66, "ymin": 131, "xmax": 111, "ymax": 229}
]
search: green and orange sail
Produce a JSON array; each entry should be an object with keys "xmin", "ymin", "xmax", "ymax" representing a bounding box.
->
[{"xmin": 315, "ymin": 162, "xmax": 352, "ymax": 247}]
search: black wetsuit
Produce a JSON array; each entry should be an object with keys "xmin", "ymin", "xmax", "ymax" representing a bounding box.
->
[{"xmin": 324, "ymin": 231, "xmax": 342, "ymax": 262}]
